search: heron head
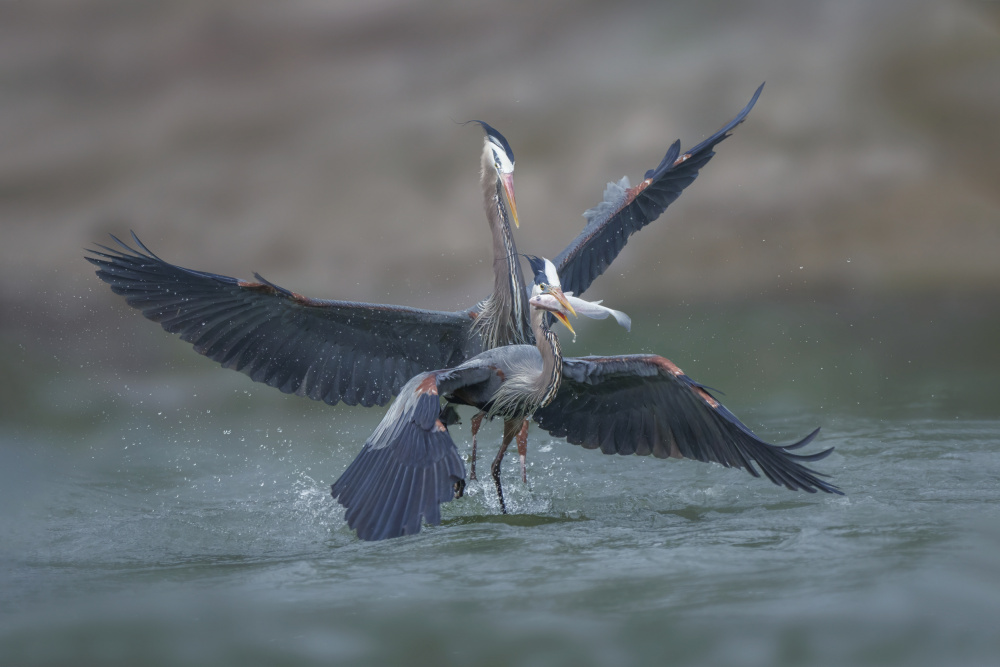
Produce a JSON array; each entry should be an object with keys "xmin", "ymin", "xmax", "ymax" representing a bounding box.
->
[
  {"xmin": 530, "ymin": 282, "xmax": 576, "ymax": 336},
  {"xmin": 467, "ymin": 120, "xmax": 518, "ymax": 228},
  {"xmin": 526, "ymin": 255, "xmax": 577, "ymax": 320},
  {"xmin": 523, "ymin": 255, "xmax": 560, "ymax": 287}
]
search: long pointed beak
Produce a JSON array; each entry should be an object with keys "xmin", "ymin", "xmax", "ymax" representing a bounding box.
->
[
  {"xmin": 552, "ymin": 310, "xmax": 576, "ymax": 337},
  {"xmin": 500, "ymin": 173, "xmax": 519, "ymax": 229},
  {"xmin": 548, "ymin": 286, "xmax": 577, "ymax": 318},
  {"xmin": 530, "ymin": 293, "xmax": 577, "ymax": 336}
]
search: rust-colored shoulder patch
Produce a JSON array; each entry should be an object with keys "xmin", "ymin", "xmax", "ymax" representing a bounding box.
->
[
  {"xmin": 672, "ymin": 152, "xmax": 692, "ymax": 167},
  {"xmin": 433, "ymin": 419, "xmax": 447, "ymax": 432},
  {"xmin": 238, "ymin": 278, "xmax": 310, "ymax": 304},
  {"xmin": 693, "ymin": 386, "xmax": 720, "ymax": 409},
  {"xmin": 651, "ymin": 356, "xmax": 684, "ymax": 376},
  {"xmin": 625, "ymin": 178, "xmax": 653, "ymax": 202},
  {"xmin": 415, "ymin": 373, "xmax": 439, "ymax": 396},
  {"xmin": 237, "ymin": 280, "xmax": 273, "ymax": 293}
]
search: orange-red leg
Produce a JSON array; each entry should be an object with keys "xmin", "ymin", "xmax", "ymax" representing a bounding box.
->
[
  {"xmin": 469, "ymin": 411, "xmax": 485, "ymax": 481},
  {"xmin": 516, "ymin": 419, "xmax": 529, "ymax": 484}
]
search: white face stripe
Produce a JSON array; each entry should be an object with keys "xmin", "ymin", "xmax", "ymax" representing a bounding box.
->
[
  {"xmin": 542, "ymin": 257, "xmax": 560, "ymax": 288},
  {"xmin": 489, "ymin": 141, "xmax": 515, "ymax": 174}
]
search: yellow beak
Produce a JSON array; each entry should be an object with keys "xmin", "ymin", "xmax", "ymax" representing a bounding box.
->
[
  {"xmin": 552, "ymin": 309, "xmax": 576, "ymax": 337},
  {"xmin": 548, "ymin": 286, "xmax": 577, "ymax": 318},
  {"xmin": 500, "ymin": 172, "xmax": 519, "ymax": 229}
]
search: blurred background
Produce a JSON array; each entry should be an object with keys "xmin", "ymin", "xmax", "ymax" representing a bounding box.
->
[
  {"xmin": 2, "ymin": 0, "xmax": 999, "ymax": 424},
  {"xmin": 3, "ymin": 0, "xmax": 1000, "ymax": 429}
]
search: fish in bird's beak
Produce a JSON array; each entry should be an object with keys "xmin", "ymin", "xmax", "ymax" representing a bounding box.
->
[
  {"xmin": 525, "ymin": 255, "xmax": 573, "ymax": 315},
  {"xmin": 544, "ymin": 285, "xmax": 577, "ymax": 318},
  {"xmin": 530, "ymin": 292, "xmax": 631, "ymax": 332},
  {"xmin": 500, "ymin": 172, "xmax": 519, "ymax": 229},
  {"xmin": 530, "ymin": 287, "xmax": 576, "ymax": 336}
]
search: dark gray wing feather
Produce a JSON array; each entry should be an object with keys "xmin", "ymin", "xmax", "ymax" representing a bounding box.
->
[
  {"xmin": 553, "ymin": 83, "xmax": 764, "ymax": 299},
  {"xmin": 533, "ymin": 353, "xmax": 841, "ymax": 494},
  {"xmin": 331, "ymin": 366, "xmax": 494, "ymax": 541},
  {"xmin": 86, "ymin": 233, "xmax": 480, "ymax": 407}
]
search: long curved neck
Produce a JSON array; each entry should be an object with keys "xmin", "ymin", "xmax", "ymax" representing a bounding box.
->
[
  {"xmin": 530, "ymin": 305, "xmax": 563, "ymax": 408},
  {"xmin": 472, "ymin": 148, "xmax": 531, "ymax": 349},
  {"xmin": 485, "ymin": 304, "xmax": 563, "ymax": 420}
]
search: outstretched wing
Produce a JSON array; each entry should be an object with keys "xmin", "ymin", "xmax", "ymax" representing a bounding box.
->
[
  {"xmin": 533, "ymin": 353, "xmax": 841, "ymax": 494},
  {"xmin": 331, "ymin": 367, "xmax": 493, "ymax": 541},
  {"xmin": 86, "ymin": 233, "xmax": 480, "ymax": 407},
  {"xmin": 553, "ymin": 83, "xmax": 764, "ymax": 299}
]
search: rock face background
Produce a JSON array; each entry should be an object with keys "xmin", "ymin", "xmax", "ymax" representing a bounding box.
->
[{"xmin": 2, "ymin": 0, "xmax": 998, "ymax": 397}]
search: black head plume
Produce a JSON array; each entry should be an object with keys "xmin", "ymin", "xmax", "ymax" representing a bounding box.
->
[
  {"xmin": 522, "ymin": 254, "xmax": 548, "ymax": 285},
  {"xmin": 463, "ymin": 120, "xmax": 515, "ymax": 164}
]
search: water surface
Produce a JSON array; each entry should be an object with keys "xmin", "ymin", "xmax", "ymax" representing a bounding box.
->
[{"xmin": 3, "ymin": 304, "xmax": 999, "ymax": 666}]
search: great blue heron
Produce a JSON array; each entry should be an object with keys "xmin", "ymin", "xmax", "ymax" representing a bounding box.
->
[
  {"xmin": 85, "ymin": 84, "xmax": 763, "ymax": 410},
  {"xmin": 330, "ymin": 262, "xmax": 841, "ymax": 542},
  {"xmin": 464, "ymin": 254, "xmax": 630, "ymax": 488}
]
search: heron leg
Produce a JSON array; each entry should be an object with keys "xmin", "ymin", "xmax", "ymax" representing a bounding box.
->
[
  {"xmin": 516, "ymin": 419, "xmax": 529, "ymax": 484},
  {"xmin": 469, "ymin": 411, "xmax": 485, "ymax": 481},
  {"xmin": 491, "ymin": 420, "xmax": 520, "ymax": 515}
]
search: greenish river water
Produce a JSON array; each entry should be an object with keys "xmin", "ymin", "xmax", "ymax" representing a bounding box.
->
[{"xmin": 2, "ymin": 300, "xmax": 999, "ymax": 666}]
